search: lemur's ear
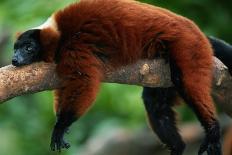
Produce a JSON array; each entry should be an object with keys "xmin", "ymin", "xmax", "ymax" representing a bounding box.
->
[{"xmin": 15, "ymin": 31, "xmax": 22, "ymax": 39}]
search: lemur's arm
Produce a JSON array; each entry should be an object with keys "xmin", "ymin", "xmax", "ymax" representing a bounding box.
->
[{"xmin": 51, "ymin": 46, "xmax": 103, "ymax": 151}]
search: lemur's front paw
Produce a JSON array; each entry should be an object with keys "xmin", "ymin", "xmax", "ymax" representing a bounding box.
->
[
  {"xmin": 198, "ymin": 139, "xmax": 222, "ymax": 155},
  {"xmin": 50, "ymin": 127, "xmax": 70, "ymax": 152}
]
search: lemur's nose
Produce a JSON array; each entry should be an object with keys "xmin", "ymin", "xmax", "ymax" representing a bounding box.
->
[{"xmin": 12, "ymin": 58, "xmax": 19, "ymax": 66}]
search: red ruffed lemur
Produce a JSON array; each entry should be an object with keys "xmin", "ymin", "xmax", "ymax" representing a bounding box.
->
[{"xmin": 11, "ymin": 0, "xmax": 232, "ymax": 154}]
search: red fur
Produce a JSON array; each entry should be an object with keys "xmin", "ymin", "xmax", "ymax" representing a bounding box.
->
[
  {"xmin": 40, "ymin": 0, "xmax": 215, "ymax": 122},
  {"xmin": 55, "ymin": 45, "xmax": 103, "ymax": 115},
  {"xmin": 40, "ymin": 28, "xmax": 60, "ymax": 62}
]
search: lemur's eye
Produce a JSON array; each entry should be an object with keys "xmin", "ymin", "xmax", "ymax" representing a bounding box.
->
[
  {"xmin": 27, "ymin": 46, "xmax": 33, "ymax": 51},
  {"xmin": 25, "ymin": 44, "xmax": 33, "ymax": 52}
]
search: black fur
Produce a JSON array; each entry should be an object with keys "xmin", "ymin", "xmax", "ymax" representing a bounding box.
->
[
  {"xmin": 50, "ymin": 112, "xmax": 77, "ymax": 152},
  {"xmin": 198, "ymin": 122, "xmax": 221, "ymax": 155},
  {"xmin": 12, "ymin": 29, "xmax": 42, "ymax": 66},
  {"xmin": 208, "ymin": 36, "xmax": 232, "ymax": 74},
  {"xmin": 142, "ymin": 87, "xmax": 185, "ymax": 155}
]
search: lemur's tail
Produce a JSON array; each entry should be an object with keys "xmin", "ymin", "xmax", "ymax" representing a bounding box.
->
[{"xmin": 208, "ymin": 36, "xmax": 232, "ymax": 75}]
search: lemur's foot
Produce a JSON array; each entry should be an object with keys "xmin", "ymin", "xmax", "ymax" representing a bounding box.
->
[
  {"xmin": 198, "ymin": 139, "xmax": 222, "ymax": 155},
  {"xmin": 170, "ymin": 144, "xmax": 185, "ymax": 155},
  {"xmin": 50, "ymin": 127, "xmax": 70, "ymax": 152},
  {"xmin": 170, "ymin": 151, "xmax": 184, "ymax": 155}
]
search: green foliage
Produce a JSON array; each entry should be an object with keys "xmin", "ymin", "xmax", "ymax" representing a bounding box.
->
[{"xmin": 0, "ymin": 0, "xmax": 231, "ymax": 154}]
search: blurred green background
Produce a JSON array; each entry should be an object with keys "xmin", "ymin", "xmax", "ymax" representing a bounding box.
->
[{"xmin": 0, "ymin": 0, "xmax": 231, "ymax": 155}]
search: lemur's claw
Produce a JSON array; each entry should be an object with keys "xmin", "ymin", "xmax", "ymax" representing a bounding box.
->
[
  {"xmin": 198, "ymin": 140, "xmax": 222, "ymax": 155},
  {"xmin": 50, "ymin": 127, "xmax": 70, "ymax": 152}
]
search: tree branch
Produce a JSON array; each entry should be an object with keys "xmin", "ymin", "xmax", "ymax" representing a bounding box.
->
[{"xmin": 0, "ymin": 58, "xmax": 231, "ymax": 116}]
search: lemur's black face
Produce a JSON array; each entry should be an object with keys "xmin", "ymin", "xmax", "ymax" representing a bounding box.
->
[{"xmin": 13, "ymin": 29, "xmax": 42, "ymax": 66}]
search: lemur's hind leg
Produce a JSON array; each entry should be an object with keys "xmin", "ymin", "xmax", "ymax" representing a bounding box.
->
[
  {"xmin": 169, "ymin": 33, "xmax": 222, "ymax": 155},
  {"xmin": 142, "ymin": 87, "xmax": 185, "ymax": 155}
]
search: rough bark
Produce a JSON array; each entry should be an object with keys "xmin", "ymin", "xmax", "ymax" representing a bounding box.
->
[{"xmin": 0, "ymin": 58, "xmax": 231, "ymax": 116}]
